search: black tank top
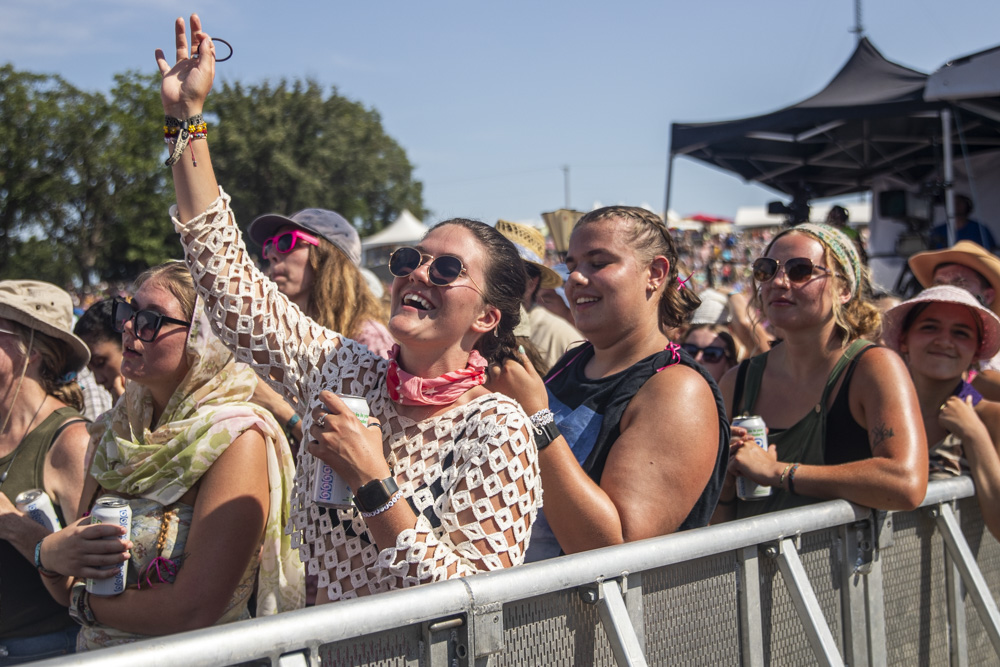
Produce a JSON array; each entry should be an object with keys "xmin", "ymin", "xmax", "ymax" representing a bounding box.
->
[{"xmin": 545, "ymin": 343, "xmax": 729, "ymax": 532}]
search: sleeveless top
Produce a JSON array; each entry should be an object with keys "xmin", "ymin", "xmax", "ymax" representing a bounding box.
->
[
  {"xmin": 0, "ymin": 407, "xmax": 85, "ymax": 638},
  {"xmin": 77, "ymin": 498, "xmax": 258, "ymax": 650},
  {"xmin": 525, "ymin": 344, "xmax": 729, "ymax": 561},
  {"xmin": 732, "ymin": 339, "xmax": 874, "ymax": 518}
]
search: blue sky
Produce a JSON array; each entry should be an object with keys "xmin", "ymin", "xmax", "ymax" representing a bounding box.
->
[{"xmin": 3, "ymin": 0, "xmax": 999, "ymax": 228}]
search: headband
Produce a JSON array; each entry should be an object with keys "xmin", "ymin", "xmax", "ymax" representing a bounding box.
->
[{"xmin": 775, "ymin": 223, "xmax": 862, "ymax": 298}]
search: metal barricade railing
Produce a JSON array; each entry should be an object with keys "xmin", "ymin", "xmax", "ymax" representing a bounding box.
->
[{"xmin": 36, "ymin": 477, "xmax": 1000, "ymax": 666}]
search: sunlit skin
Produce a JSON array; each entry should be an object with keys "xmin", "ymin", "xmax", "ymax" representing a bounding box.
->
[
  {"xmin": 758, "ymin": 233, "xmax": 844, "ymax": 334},
  {"xmin": 82, "ymin": 337, "xmax": 125, "ymax": 399},
  {"xmin": 119, "ymin": 281, "xmax": 192, "ymax": 421},
  {"xmin": 683, "ymin": 328, "xmax": 734, "ymax": 383},
  {"xmin": 899, "ymin": 303, "xmax": 981, "ymax": 382},
  {"xmin": 387, "ymin": 224, "xmax": 498, "ymax": 378},
  {"xmin": 565, "ymin": 220, "xmax": 661, "ymax": 353},
  {"xmin": 264, "ymin": 224, "xmax": 316, "ymax": 311}
]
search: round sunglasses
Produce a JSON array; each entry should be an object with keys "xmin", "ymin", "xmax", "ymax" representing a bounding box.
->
[
  {"xmin": 752, "ymin": 257, "xmax": 832, "ymax": 284},
  {"xmin": 112, "ymin": 298, "xmax": 190, "ymax": 342},
  {"xmin": 388, "ymin": 246, "xmax": 485, "ymax": 295},
  {"xmin": 262, "ymin": 230, "xmax": 320, "ymax": 256},
  {"xmin": 680, "ymin": 343, "xmax": 728, "ymax": 364}
]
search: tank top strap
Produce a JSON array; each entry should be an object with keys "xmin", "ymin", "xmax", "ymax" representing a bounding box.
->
[
  {"xmin": 735, "ymin": 351, "xmax": 771, "ymax": 416},
  {"xmin": 818, "ymin": 340, "xmax": 874, "ymax": 408}
]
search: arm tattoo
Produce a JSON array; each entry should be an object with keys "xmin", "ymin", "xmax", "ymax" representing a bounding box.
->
[{"xmin": 871, "ymin": 422, "xmax": 895, "ymax": 449}]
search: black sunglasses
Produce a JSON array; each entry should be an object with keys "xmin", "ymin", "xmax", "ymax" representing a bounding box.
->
[
  {"xmin": 112, "ymin": 298, "xmax": 190, "ymax": 343},
  {"xmin": 752, "ymin": 257, "xmax": 832, "ymax": 284},
  {"xmin": 681, "ymin": 343, "xmax": 728, "ymax": 364},
  {"xmin": 388, "ymin": 246, "xmax": 484, "ymax": 294}
]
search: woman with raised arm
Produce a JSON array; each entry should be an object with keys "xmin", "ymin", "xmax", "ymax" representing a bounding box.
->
[
  {"xmin": 156, "ymin": 15, "xmax": 540, "ymax": 603},
  {"xmin": 0, "ymin": 281, "xmax": 91, "ymax": 662},
  {"xmin": 713, "ymin": 224, "xmax": 927, "ymax": 522},
  {"xmin": 36, "ymin": 262, "xmax": 302, "ymax": 650},
  {"xmin": 489, "ymin": 206, "xmax": 729, "ymax": 560},
  {"xmin": 883, "ymin": 285, "xmax": 1000, "ymax": 539}
]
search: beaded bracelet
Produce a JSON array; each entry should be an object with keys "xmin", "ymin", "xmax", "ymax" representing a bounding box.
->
[
  {"xmin": 787, "ymin": 463, "xmax": 801, "ymax": 496},
  {"xmin": 778, "ymin": 463, "xmax": 794, "ymax": 488},
  {"xmin": 163, "ymin": 113, "xmax": 208, "ymax": 167},
  {"xmin": 34, "ymin": 539, "xmax": 60, "ymax": 578},
  {"xmin": 360, "ymin": 489, "xmax": 404, "ymax": 519},
  {"xmin": 530, "ymin": 408, "xmax": 555, "ymax": 428}
]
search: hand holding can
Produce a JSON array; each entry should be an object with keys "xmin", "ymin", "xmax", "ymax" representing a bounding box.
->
[{"xmin": 310, "ymin": 394, "xmax": 372, "ymax": 510}]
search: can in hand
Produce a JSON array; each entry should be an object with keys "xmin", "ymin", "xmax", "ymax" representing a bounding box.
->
[
  {"xmin": 86, "ymin": 496, "xmax": 132, "ymax": 596},
  {"xmin": 15, "ymin": 489, "xmax": 63, "ymax": 532},
  {"xmin": 312, "ymin": 394, "xmax": 371, "ymax": 510},
  {"xmin": 732, "ymin": 414, "xmax": 772, "ymax": 501}
]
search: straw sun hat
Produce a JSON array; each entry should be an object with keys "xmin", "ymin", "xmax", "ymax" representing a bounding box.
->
[
  {"xmin": 495, "ymin": 220, "xmax": 563, "ymax": 289},
  {"xmin": 908, "ymin": 241, "xmax": 1000, "ymax": 314},
  {"xmin": 883, "ymin": 284, "xmax": 1000, "ymax": 362},
  {"xmin": 0, "ymin": 280, "xmax": 91, "ymax": 372}
]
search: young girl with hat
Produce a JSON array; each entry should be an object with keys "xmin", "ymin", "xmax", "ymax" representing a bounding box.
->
[
  {"xmin": 0, "ymin": 280, "xmax": 92, "ymax": 661},
  {"xmin": 884, "ymin": 285, "xmax": 1000, "ymax": 539}
]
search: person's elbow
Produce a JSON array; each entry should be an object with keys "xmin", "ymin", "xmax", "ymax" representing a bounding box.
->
[{"xmin": 887, "ymin": 468, "xmax": 927, "ymax": 511}]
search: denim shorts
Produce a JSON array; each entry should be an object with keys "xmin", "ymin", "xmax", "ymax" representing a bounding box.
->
[{"xmin": 0, "ymin": 626, "xmax": 79, "ymax": 665}]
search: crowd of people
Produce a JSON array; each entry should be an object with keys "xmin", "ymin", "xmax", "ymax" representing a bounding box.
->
[{"xmin": 2, "ymin": 13, "xmax": 1000, "ymax": 664}]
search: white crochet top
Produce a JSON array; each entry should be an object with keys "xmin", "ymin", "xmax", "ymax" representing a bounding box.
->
[{"xmin": 171, "ymin": 190, "xmax": 541, "ymax": 600}]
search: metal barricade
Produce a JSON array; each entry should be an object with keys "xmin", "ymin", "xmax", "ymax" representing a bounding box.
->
[{"xmin": 36, "ymin": 477, "xmax": 1000, "ymax": 666}]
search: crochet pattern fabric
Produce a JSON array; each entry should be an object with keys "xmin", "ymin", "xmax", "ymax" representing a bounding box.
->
[{"xmin": 172, "ymin": 190, "xmax": 541, "ymax": 600}]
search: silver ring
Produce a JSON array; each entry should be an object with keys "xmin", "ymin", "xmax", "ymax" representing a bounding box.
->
[
  {"xmin": 366, "ymin": 422, "xmax": 381, "ymax": 430},
  {"xmin": 317, "ymin": 413, "xmax": 327, "ymax": 428}
]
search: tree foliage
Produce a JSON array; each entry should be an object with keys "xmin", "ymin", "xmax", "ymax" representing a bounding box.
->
[
  {"xmin": 0, "ymin": 66, "xmax": 424, "ymax": 287},
  {"xmin": 210, "ymin": 78, "xmax": 425, "ymax": 238}
]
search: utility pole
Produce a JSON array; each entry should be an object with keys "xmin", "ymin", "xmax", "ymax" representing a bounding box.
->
[
  {"xmin": 562, "ymin": 165, "xmax": 570, "ymax": 209},
  {"xmin": 850, "ymin": 0, "xmax": 864, "ymax": 44}
]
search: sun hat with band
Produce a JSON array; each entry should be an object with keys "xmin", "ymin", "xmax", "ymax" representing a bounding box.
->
[
  {"xmin": 495, "ymin": 220, "xmax": 563, "ymax": 289},
  {"xmin": 249, "ymin": 209, "xmax": 362, "ymax": 267},
  {"xmin": 882, "ymin": 284, "xmax": 1000, "ymax": 362},
  {"xmin": 0, "ymin": 280, "xmax": 91, "ymax": 371},
  {"xmin": 908, "ymin": 241, "xmax": 1000, "ymax": 313}
]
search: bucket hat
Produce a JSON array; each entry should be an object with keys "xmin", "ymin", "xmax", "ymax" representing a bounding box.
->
[
  {"xmin": 0, "ymin": 280, "xmax": 91, "ymax": 371},
  {"xmin": 883, "ymin": 284, "xmax": 1000, "ymax": 362}
]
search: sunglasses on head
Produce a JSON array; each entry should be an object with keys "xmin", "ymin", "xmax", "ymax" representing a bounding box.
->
[
  {"xmin": 388, "ymin": 246, "xmax": 485, "ymax": 295},
  {"xmin": 680, "ymin": 343, "xmax": 728, "ymax": 364},
  {"xmin": 752, "ymin": 257, "xmax": 832, "ymax": 284},
  {"xmin": 112, "ymin": 298, "xmax": 190, "ymax": 343},
  {"xmin": 262, "ymin": 230, "xmax": 320, "ymax": 256}
]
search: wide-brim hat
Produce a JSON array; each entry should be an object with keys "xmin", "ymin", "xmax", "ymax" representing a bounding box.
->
[
  {"xmin": 249, "ymin": 209, "xmax": 362, "ymax": 267},
  {"xmin": 0, "ymin": 280, "xmax": 91, "ymax": 372},
  {"xmin": 908, "ymin": 241, "xmax": 1000, "ymax": 313},
  {"xmin": 495, "ymin": 219, "xmax": 563, "ymax": 289},
  {"xmin": 883, "ymin": 284, "xmax": 1000, "ymax": 361}
]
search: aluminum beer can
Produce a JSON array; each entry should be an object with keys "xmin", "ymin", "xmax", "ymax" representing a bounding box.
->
[
  {"xmin": 312, "ymin": 395, "xmax": 370, "ymax": 510},
  {"xmin": 15, "ymin": 489, "xmax": 62, "ymax": 532},
  {"xmin": 733, "ymin": 414, "xmax": 772, "ymax": 501},
  {"xmin": 86, "ymin": 496, "xmax": 132, "ymax": 596}
]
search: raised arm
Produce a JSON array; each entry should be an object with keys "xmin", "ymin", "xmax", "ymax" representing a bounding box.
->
[{"xmin": 155, "ymin": 15, "xmax": 376, "ymax": 407}]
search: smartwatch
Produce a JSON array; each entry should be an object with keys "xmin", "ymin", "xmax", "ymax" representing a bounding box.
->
[
  {"xmin": 533, "ymin": 420, "xmax": 561, "ymax": 450},
  {"xmin": 354, "ymin": 476, "xmax": 400, "ymax": 514}
]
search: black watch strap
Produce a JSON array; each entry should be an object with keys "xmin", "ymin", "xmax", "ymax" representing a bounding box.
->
[
  {"xmin": 533, "ymin": 420, "xmax": 561, "ymax": 450},
  {"xmin": 354, "ymin": 476, "xmax": 400, "ymax": 513}
]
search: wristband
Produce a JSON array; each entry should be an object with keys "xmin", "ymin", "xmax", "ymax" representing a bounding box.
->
[
  {"xmin": 286, "ymin": 414, "xmax": 301, "ymax": 430},
  {"xmin": 34, "ymin": 538, "xmax": 59, "ymax": 578},
  {"xmin": 360, "ymin": 489, "xmax": 404, "ymax": 519},
  {"xmin": 778, "ymin": 463, "xmax": 794, "ymax": 488},
  {"xmin": 69, "ymin": 582, "xmax": 96, "ymax": 626},
  {"xmin": 788, "ymin": 463, "xmax": 801, "ymax": 496}
]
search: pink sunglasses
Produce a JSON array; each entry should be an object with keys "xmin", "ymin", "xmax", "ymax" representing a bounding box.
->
[{"xmin": 262, "ymin": 230, "xmax": 321, "ymax": 256}]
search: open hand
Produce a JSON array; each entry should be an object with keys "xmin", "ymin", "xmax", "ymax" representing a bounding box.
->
[{"xmin": 154, "ymin": 14, "xmax": 215, "ymax": 119}]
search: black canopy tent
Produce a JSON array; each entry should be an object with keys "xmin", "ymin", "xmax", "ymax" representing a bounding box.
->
[{"xmin": 666, "ymin": 38, "xmax": 1000, "ymax": 225}]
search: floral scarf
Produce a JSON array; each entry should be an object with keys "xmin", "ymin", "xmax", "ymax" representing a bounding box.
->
[{"xmin": 87, "ymin": 298, "xmax": 304, "ymax": 615}]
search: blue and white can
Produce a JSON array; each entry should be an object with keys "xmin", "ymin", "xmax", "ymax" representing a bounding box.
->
[
  {"xmin": 15, "ymin": 489, "xmax": 62, "ymax": 532},
  {"xmin": 733, "ymin": 414, "xmax": 772, "ymax": 501},
  {"xmin": 312, "ymin": 395, "xmax": 371, "ymax": 510},
  {"xmin": 86, "ymin": 496, "xmax": 132, "ymax": 596}
]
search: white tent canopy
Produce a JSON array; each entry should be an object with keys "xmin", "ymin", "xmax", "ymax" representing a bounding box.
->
[{"xmin": 361, "ymin": 209, "xmax": 427, "ymax": 248}]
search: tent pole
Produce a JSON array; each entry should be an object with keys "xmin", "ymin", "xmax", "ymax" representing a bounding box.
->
[
  {"xmin": 942, "ymin": 109, "xmax": 956, "ymax": 247},
  {"xmin": 664, "ymin": 152, "xmax": 676, "ymax": 221}
]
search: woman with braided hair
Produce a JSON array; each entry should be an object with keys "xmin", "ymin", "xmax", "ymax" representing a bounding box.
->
[
  {"xmin": 154, "ymin": 15, "xmax": 540, "ymax": 603},
  {"xmin": 490, "ymin": 206, "xmax": 729, "ymax": 560},
  {"xmin": 712, "ymin": 223, "xmax": 927, "ymax": 522}
]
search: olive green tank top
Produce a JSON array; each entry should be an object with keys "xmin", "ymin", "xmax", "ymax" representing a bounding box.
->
[{"xmin": 1, "ymin": 406, "xmax": 86, "ymax": 638}]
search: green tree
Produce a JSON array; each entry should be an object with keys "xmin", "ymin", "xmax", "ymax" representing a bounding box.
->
[{"xmin": 209, "ymin": 79, "xmax": 425, "ymax": 239}]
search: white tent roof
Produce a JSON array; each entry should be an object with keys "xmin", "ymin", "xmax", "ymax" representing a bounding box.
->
[{"xmin": 361, "ymin": 210, "xmax": 428, "ymax": 248}]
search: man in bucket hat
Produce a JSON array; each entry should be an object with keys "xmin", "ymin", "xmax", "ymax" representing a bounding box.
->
[
  {"xmin": 909, "ymin": 241, "xmax": 1000, "ymax": 399},
  {"xmin": 496, "ymin": 220, "xmax": 582, "ymax": 371}
]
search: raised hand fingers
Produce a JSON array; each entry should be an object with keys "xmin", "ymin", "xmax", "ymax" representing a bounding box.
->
[{"xmin": 174, "ymin": 16, "xmax": 189, "ymax": 62}]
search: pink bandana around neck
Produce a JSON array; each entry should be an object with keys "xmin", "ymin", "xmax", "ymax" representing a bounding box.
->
[{"xmin": 386, "ymin": 344, "xmax": 489, "ymax": 406}]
